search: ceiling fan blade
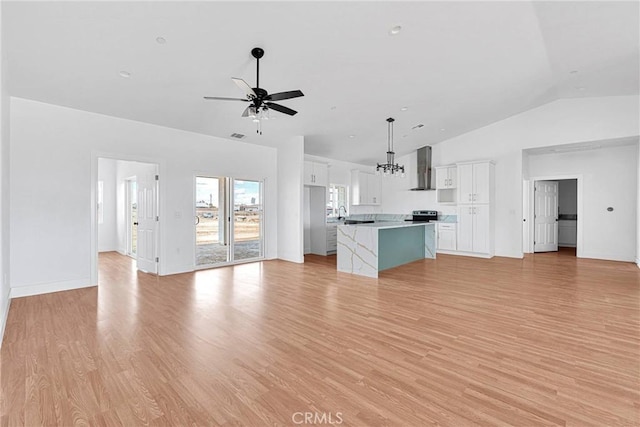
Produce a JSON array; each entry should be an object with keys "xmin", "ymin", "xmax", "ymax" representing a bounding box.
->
[
  {"xmin": 265, "ymin": 90, "xmax": 304, "ymax": 102},
  {"xmin": 266, "ymin": 102, "xmax": 297, "ymax": 116},
  {"xmin": 204, "ymin": 96, "xmax": 248, "ymax": 101},
  {"xmin": 232, "ymin": 78, "xmax": 257, "ymax": 98}
]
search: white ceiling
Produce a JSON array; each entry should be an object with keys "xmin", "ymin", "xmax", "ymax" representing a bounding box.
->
[{"xmin": 4, "ymin": 1, "xmax": 639, "ymax": 165}]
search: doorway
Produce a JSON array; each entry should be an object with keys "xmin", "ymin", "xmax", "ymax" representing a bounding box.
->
[
  {"xmin": 94, "ymin": 157, "xmax": 160, "ymax": 283},
  {"xmin": 526, "ymin": 175, "xmax": 582, "ymax": 256},
  {"xmin": 194, "ymin": 176, "xmax": 263, "ymax": 268}
]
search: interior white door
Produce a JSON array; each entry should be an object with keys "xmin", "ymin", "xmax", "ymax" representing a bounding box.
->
[
  {"xmin": 534, "ymin": 180, "xmax": 559, "ymax": 253},
  {"xmin": 137, "ymin": 169, "xmax": 158, "ymax": 273}
]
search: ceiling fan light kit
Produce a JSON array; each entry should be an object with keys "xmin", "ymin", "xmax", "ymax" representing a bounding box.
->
[
  {"xmin": 376, "ymin": 117, "xmax": 405, "ymax": 178},
  {"xmin": 204, "ymin": 47, "xmax": 304, "ymax": 135}
]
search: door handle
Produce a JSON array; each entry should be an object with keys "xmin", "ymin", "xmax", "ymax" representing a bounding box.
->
[
  {"xmin": 133, "ymin": 222, "xmax": 139, "ymax": 226},
  {"xmin": 194, "ymin": 216, "xmax": 199, "ymax": 225}
]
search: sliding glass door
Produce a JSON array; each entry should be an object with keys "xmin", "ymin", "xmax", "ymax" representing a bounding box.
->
[
  {"xmin": 233, "ymin": 180, "xmax": 263, "ymax": 261},
  {"xmin": 195, "ymin": 176, "xmax": 263, "ymax": 268}
]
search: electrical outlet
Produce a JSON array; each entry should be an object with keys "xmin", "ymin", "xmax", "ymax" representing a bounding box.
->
[{"xmin": 174, "ymin": 211, "xmax": 182, "ymax": 219}]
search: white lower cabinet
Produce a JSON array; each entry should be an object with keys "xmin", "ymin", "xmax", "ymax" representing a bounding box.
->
[
  {"xmin": 457, "ymin": 204, "xmax": 490, "ymax": 254},
  {"xmin": 437, "ymin": 223, "xmax": 457, "ymax": 251}
]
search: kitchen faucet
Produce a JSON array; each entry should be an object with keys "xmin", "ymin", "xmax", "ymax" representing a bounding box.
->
[{"xmin": 338, "ymin": 206, "xmax": 347, "ymax": 220}]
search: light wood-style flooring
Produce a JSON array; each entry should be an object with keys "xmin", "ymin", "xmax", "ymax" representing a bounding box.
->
[{"xmin": 1, "ymin": 250, "xmax": 639, "ymax": 426}]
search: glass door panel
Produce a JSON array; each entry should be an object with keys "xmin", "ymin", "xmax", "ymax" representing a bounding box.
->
[
  {"xmin": 233, "ymin": 180, "xmax": 263, "ymax": 261},
  {"xmin": 195, "ymin": 176, "xmax": 229, "ymax": 266}
]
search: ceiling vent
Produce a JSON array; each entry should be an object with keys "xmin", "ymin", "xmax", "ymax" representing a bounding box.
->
[{"xmin": 230, "ymin": 133, "xmax": 246, "ymax": 139}]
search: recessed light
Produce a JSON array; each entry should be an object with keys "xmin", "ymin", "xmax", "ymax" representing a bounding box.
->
[
  {"xmin": 119, "ymin": 71, "xmax": 131, "ymax": 78},
  {"xmin": 569, "ymin": 70, "xmax": 578, "ymax": 74},
  {"xmin": 400, "ymin": 107, "xmax": 408, "ymax": 111},
  {"xmin": 349, "ymin": 135, "xmax": 356, "ymax": 138},
  {"xmin": 575, "ymin": 86, "xmax": 586, "ymax": 91},
  {"xmin": 403, "ymin": 135, "xmax": 408, "ymax": 138},
  {"xmin": 440, "ymin": 128, "xmax": 446, "ymax": 131},
  {"xmin": 156, "ymin": 36, "xmax": 167, "ymax": 44},
  {"xmin": 330, "ymin": 106, "xmax": 337, "ymax": 110},
  {"xmin": 389, "ymin": 25, "xmax": 402, "ymax": 35}
]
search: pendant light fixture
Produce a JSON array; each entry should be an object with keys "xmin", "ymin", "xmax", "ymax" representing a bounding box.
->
[{"xmin": 376, "ymin": 117, "xmax": 405, "ymax": 177}]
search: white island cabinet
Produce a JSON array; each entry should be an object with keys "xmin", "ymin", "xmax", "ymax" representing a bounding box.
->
[{"xmin": 337, "ymin": 222, "xmax": 436, "ymax": 278}]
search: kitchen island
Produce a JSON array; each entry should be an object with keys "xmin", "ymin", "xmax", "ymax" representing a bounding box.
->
[{"xmin": 337, "ymin": 222, "xmax": 436, "ymax": 278}]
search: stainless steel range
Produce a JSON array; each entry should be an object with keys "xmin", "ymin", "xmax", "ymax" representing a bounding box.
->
[{"xmin": 405, "ymin": 210, "xmax": 438, "ymax": 222}]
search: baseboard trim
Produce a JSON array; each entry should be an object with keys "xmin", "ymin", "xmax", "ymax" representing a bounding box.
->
[
  {"xmin": 10, "ymin": 279, "xmax": 96, "ymax": 299},
  {"xmin": 436, "ymin": 249, "xmax": 493, "ymax": 259},
  {"xmin": 579, "ymin": 252, "xmax": 635, "ymax": 263},
  {"xmin": 0, "ymin": 294, "xmax": 10, "ymax": 349}
]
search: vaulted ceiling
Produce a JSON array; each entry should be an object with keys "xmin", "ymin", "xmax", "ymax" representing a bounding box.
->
[{"xmin": 4, "ymin": 1, "xmax": 639, "ymax": 165}]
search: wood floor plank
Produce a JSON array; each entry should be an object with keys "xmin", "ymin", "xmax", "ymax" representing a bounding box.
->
[{"xmin": 1, "ymin": 249, "xmax": 639, "ymax": 426}]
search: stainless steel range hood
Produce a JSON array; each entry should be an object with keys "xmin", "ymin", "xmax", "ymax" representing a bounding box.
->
[{"xmin": 410, "ymin": 146, "xmax": 435, "ymax": 191}]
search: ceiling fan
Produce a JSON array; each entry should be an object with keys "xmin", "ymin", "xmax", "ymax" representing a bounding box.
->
[{"xmin": 204, "ymin": 47, "xmax": 304, "ymax": 134}]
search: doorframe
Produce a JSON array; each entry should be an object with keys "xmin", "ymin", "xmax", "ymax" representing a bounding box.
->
[
  {"xmin": 525, "ymin": 174, "xmax": 583, "ymax": 257},
  {"xmin": 91, "ymin": 151, "xmax": 165, "ymax": 285}
]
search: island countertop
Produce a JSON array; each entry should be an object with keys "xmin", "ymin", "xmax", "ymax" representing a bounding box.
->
[
  {"xmin": 337, "ymin": 221, "xmax": 436, "ymax": 278},
  {"xmin": 340, "ymin": 221, "xmax": 436, "ymax": 229}
]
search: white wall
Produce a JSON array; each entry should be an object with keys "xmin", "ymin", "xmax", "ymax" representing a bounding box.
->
[
  {"xmin": 558, "ymin": 179, "xmax": 577, "ymax": 215},
  {"xmin": 384, "ymin": 95, "xmax": 639, "ymax": 258},
  {"xmin": 637, "ymin": 142, "xmax": 640, "ymax": 267},
  {"xmin": 528, "ymin": 144, "xmax": 637, "ymax": 262},
  {"xmin": 97, "ymin": 158, "xmax": 118, "ymax": 252},
  {"xmin": 10, "ymin": 98, "xmax": 280, "ymax": 297},
  {"xmin": 277, "ymin": 136, "xmax": 304, "ymax": 263},
  {"xmin": 0, "ymin": 1, "xmax": 11, "ymax": 345}
]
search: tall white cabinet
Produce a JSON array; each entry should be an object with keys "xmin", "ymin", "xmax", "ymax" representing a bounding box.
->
[{"xmin": 456, "ymin": 161, "xmax": 494, "ymax": 257}]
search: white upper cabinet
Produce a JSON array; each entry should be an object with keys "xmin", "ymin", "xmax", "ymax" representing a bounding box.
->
[
  {"xmin": 351, "ymin": 170, "xmax": 381, "ymax": 205},
  {"xmin": 366, "ymin": 172, "xmax": 381, "ymax": 205},
  {"xmin": 458, "ymin": 161, "xmax": 491, "ymax": 205},
  {"xmin": 304, "ymin": 161, "xmax": 328, "ymax": 187},
  {"xmin": 435, "ymin": 166, "xmax": 457, "ymax": 189}
]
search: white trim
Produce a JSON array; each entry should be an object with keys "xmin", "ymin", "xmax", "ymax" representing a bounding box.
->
[
  {"xmin": 9, "ymin": 279, "xmax": 95, "ymax": 299},
  {"xmin": 436, "ymin": 249, "xmax": 493, "ymax": 259},
  {"xmin": 0, "ymin": 295, "xmax": 10, "ymax": 349},
  {"xmin": 579, "ymin": 252, "xmax": 635, "ymax": 263}
]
